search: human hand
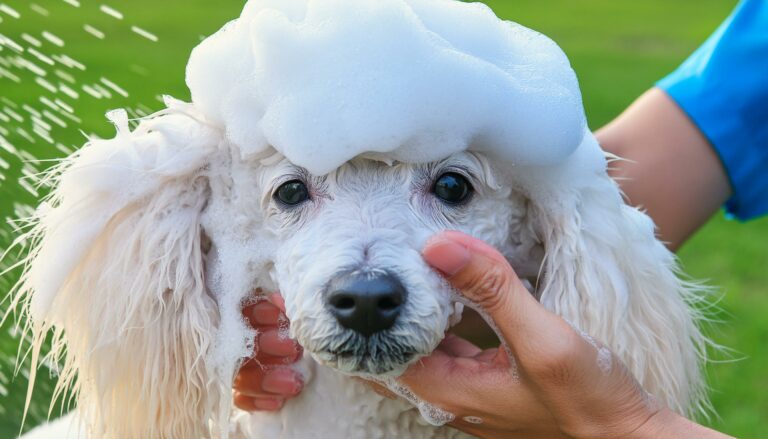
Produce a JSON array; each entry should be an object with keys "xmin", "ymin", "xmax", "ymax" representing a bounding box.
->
[
  {"xmin": 372, "ymin": 230, "xmax": 726, "ymax": 439},
  {"xmin": 233, "ymin": 292, "xmax": 304, "ymax": 412}
]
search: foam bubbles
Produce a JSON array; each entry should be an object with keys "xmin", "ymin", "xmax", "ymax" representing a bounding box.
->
[
  {"xmin": 371, "ymin": 377, "xmax": 455, "ymax": 426},
  {"xmin": 277, "ymin": 314, "xmax": 291, "ymax": 340},
  {"xmin": 565, "ymin": 319, "xmax": 614, "ymax": 376},
  {"xmin": 596, "ymin": 346, "xmax": 613, "ymax": 375},
  {"xmin": 186, "ymin": 0, "xmax": 587, "ymax": 176}
]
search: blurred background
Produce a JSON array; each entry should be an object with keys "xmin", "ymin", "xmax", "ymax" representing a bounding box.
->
[{"xmin": 0, "ymin": 0, "xmax": 764, "ymax": 436}]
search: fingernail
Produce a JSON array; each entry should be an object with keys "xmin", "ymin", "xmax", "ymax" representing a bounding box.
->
[
  {"xmin": 263, "ymin": 369, "xmax": 303, "ymax": 395},
  {"xmin": 250, "ymin": 397, "xmax": 285, "ymax": 411},
  {"xmin": 288, "ymin": 344, "xmax": 303, "ymax": 363},
  {"xmin": 260, "ymin": 330, "xmax": 301, "ymax": 357},
  {"xmin": 423, "ymin": 237, "xmax": 471, "ymax": 276},
  {"xmin": 250, "ymin": 302, "xmax": 281, "ymax": 325},
  {"xmin": 269, "ymin": 293, "xmax": 286, "ymax": 312}
]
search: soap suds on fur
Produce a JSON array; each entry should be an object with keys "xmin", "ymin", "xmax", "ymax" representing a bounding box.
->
[
  {"xmin": 277, "ymin": 315, "xmax": 291, "ymax": 340},
  {"xmin": 186, "ymin": 0, "xmax": 587, "ymax": 176},
  {"xmin": 371, "ymin": 378, "xmax": 456, "ymax": 426}
]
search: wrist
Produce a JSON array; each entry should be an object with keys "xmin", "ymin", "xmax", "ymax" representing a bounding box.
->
[
  {"xmin": 628, "ymin": 409, "xmax": 679, "ymax": 439},
  {"xmin": 629, "ymin": 408, "xmax": 732, "ymax": 439}
]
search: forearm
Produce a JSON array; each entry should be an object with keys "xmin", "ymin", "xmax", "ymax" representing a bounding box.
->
[{"xmin": 595, "ymin": 88, "xmax": 731, "ymax": 250}]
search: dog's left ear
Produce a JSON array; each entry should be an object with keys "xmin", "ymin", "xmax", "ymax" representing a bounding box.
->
[
  {"xmin": 13, "ymin": 107, "xmax": 224, "ymax": 437},
  {"xmin": 522, "ymin": 134, "xmax": 710, "ymax": 419}
]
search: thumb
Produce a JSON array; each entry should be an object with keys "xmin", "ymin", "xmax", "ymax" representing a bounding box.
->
[{"xmin": 422, "ymin": 231, "xmax": 566, "ymax": 359}]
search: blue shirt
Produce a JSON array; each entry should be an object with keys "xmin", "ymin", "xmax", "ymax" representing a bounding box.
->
[{"xmin": 657, "ymin": 0, "xmax": 768, "ymax": 221}]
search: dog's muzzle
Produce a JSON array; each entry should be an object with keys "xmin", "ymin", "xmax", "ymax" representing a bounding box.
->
[{"xmin": 325, "ymin": 270, "xmax": 407, "ymax": 337}]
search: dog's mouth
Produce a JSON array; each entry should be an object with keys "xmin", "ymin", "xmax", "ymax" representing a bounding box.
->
[
  {"xmin": 311, "ymin": 332, "xmax": 424, "ymax": 376},
  {"xmin": 288, "ymin": 264, "xmax": 467, "ymax": 375},
  {"xmin": 327, "ymin": 348, "xmax": 417, "ymax": 375},
  {"xmin": 311, "ymin": 320, "xmax": 466, "ymax": 376}
]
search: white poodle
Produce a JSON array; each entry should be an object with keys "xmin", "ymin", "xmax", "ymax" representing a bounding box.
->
[{"xmin": 14, "ymin": 0, "xmax": 710, "ymax": 438}]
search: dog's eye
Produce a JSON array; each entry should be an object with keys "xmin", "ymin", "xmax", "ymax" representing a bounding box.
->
[
  {"xmin": 275, "ymin": 180, "xmax": 310, "ymax": 206},
  {"xmin": 432, "ymin": 172, "xmax": 472, "ymax": 204}
]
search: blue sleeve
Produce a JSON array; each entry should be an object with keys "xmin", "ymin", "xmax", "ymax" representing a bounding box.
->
[{"xmin": 657, "ymin": 0, "xmax": 768, "ymax": 221}]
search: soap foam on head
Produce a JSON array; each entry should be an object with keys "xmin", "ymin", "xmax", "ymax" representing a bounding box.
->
[{"xmin": 186, "ymin": 0, "xmax": 587, "ymax": 176}]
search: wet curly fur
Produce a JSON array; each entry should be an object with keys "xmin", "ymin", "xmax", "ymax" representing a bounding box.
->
[{"xmin": 11, "ymin": 99, "xmax": 712, "ymax": 438}]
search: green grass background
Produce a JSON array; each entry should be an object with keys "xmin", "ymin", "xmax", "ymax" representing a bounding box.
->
[{"xmin": 0, "ymin": 0, "xmax": 765, "ymax": 436}]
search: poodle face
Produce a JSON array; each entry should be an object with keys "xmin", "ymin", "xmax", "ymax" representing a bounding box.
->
[{"xmin": 205, "ymin": 150, "xmax": 540, "ymax": 376}]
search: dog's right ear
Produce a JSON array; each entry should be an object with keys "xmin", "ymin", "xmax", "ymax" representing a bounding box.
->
[
  {"xmin": 517, "ymin": 133, "xmax": 710, "ymax": 419},
  {"xmin": 12, "ymin": 105, "xmax": 224, "ymax": 438}
]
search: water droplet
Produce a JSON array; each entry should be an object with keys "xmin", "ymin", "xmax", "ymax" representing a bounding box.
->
[
  {"xmin": 83, "ymin": 25, "xmax": 105, "ymax": 40},
  {"xmin": 29, "ymin": 4, "xmax": 49, "ymax": 17},
  {"xmin": 99, "ymin": 5, "xmax": 124, "ymax": 20},
  {"xmin": 0, "ymin": 4, "xmax": 21, "ymax": 20},
  {"xmin": 131, "ymin": 26, "xmax": 159, "ymax": 43}
]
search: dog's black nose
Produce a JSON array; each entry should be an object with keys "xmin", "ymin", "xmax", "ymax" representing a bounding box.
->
[{"xmin": 326, "ymin": 271, "xmax": 406, "ymax": 337}]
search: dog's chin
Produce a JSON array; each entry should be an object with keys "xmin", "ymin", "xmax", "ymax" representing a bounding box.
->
[
  {"xmin": 314, "ymin": 350, "xmax": 417, "ymax": 376},
  {"xmin": 309, "ymin": 332, "xmax": 434, "ymax": 377}
]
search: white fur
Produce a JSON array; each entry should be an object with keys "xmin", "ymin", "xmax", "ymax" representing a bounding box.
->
[
  {"xmin": 11, "ymin": 1, "xmax": 710, "ymax": 436},
  {"xmin": 13, "ymin": 106, "xmax": 710, "ymax": 438}
]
